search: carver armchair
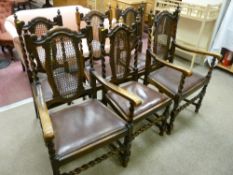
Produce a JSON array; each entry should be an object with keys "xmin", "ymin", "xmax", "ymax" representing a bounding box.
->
[
  {"xmin": 26, "ymin": 27, "xmax": 142, "ymax": 174},
  {"xmin": 144, "ymin": 8, "xmax": 222, "ymax": 134},
  {"xmin": 94, "ymin": 24, "xmax": 171, "ymax": 137}
]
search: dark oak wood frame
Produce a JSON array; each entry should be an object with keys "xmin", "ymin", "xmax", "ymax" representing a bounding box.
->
[
  {"xmin": 14, "ymin": 9, "xmax": 63, "ymax": 81},
  {"xmin": 115, "ymin": 5, "xmax": 144, "ymax": 52},
  {"xmin": 97, "ymin": 24, "xmax": 172, "ymax": 137},
  {"xmin": 14, "ymin": 11, "xmax": 63, "ymax": 118},
  {"xmin": 80, "ymin": 8, "xmax": 112, "ymax": 60},
  {"xmin": 144, "ymin": 8, "xmax": 222, "ymax": 134},
  {"xmin": 28, "ymin": 27, "xmax": 143, "ymax": 174}
]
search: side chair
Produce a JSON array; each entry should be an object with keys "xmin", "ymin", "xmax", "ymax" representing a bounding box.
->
[
  {"xmin": 25, "ymin": 26, "xmax": 142, "ymax": 174},
  {"xmin": 144, "ymin": 7, "xmax": 222, "ymax": 134}
]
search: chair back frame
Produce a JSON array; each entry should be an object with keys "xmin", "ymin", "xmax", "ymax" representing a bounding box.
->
[
  {"xmin": 150, "ymin": 8, "xmax": 180, "ymax": 62},
  {"xmin": 116, "ymin": 5, "xmax": 144, "ymax": 51},
  {"xmin": 145, "ymin": 6, "xmax": 222, "ymax": 134},
  {"xmin": 25, "ymin": 27, "xmax": 90, "ymax": 105},
  {"xmin": 100, "ymin": 24, "xmax": 140, "ymax": 84},
  {"xmin": 14, "ymin": 10, "xmax": 62, "ymax": 80}
]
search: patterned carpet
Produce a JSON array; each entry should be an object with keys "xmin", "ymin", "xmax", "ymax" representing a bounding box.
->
[{"xmin": 0, "ymin": 53, "xmax": 31, "ymax": 108}]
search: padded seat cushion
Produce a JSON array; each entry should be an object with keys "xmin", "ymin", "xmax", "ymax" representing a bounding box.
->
[
  {"xmin": 50, "ymin": 99, "xmax": 126, "ymax": 159},
  {"xmin": 107, "ymin": 81, "xmax": 169, "ymax": 119},
  {"xmin": 149, "ymin": 66, "xmax": 206, "ymax": 95}
]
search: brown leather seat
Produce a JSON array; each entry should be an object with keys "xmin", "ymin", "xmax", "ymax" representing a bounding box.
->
[
  {"xmin": 148, "ymin": 66, "xmax": 206, "ymax": 96},
  {"xmin": 51, "ymin": 99, "xmax": 127, "ymax": 160},
  {"xmin": 106, "ymin": 81, "xmax": 170, "ymax": 121}
]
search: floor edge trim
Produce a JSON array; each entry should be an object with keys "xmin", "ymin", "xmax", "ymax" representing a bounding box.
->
[{"xmin": 0, "ymin": 98, "xmax": 33, "ymax": 112}]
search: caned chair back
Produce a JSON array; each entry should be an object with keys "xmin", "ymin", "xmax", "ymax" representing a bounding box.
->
[
  {"xmin": 82, "ymin": 10, "xmax": 111, "ymax": 60},
  {"xmin": 14, "ymin": 10, "xmax": 63, "ymax": 74},
  {"xmin": 152, "ymin": 8, "xmax": 180, "ymax": 62},
  {"xmin": 82, "ymin": 10, "xmax": 110, "ymax": 42},
  {"xmin": 25, "ymin": 27, "xmax": 88, "ymax": 105},
  {"xmin": 116, "ymin": 6, "xmax": 144, "ymax": 51},
  {"xmin": 101, "ymin": 24, "xmax": 139, "ymax": 84},
  {"xmin": 116, "ymin": 7, "xmax": 139, "ymax": 27}
]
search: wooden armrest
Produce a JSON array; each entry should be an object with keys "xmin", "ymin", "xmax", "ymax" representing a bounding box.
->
[
  {"xmin": 32, "ymin": 83, "xmax": 54, "ymax": 141},
  {"xmin": 174, "ymin": 42, "xmax": 222, "ymax": 61},
  {"xmin": 91, "ymin": 71, "xmax": 143, "ymax": 106},
  {"xmin": 147, "ymin": 49, "xmax": 192, "ymax": 76}
]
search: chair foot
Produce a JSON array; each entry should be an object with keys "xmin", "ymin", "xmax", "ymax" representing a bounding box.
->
[
  {"xmin": 21, "ymin": 63, "xmax": 26, "ymax": 72},
  {"xmin": 158, "ymin": 121, "xmax": 166, "ymax": 136},
  {"xmin": 121, "ymin": 126, "xmax": 132, "ymax": 168},
  {"xmin": 195, "ymin": 97, "xmax": 203, "ymax": 113},
  {"xmin": 159, "ymin": 129, "xmax": 164, "ymax": 136},
  {"xmin": 195, "ymin": 107, "xmax": 200, "ymax": 113},
  {"xmin": 166, "ymin": 123, "xmax": 173, "ymax": 135},
  {"xmin": 1, "ymin": 46, "xmax": 5, "ymax": 53},
  {"xmin": 160, "ymin": 105, "xmax": 170, "ymax": 136},
  {"xmin": 121, "ymin": 141, "xmax": 131, "ymax": 168},
  {"xmin": 122, "ymin": 159, "xmax": 129, "ymax": 168},
  {"xmin": 67, "ymin": 101, "xmax": 74, "ymax": 105}
]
